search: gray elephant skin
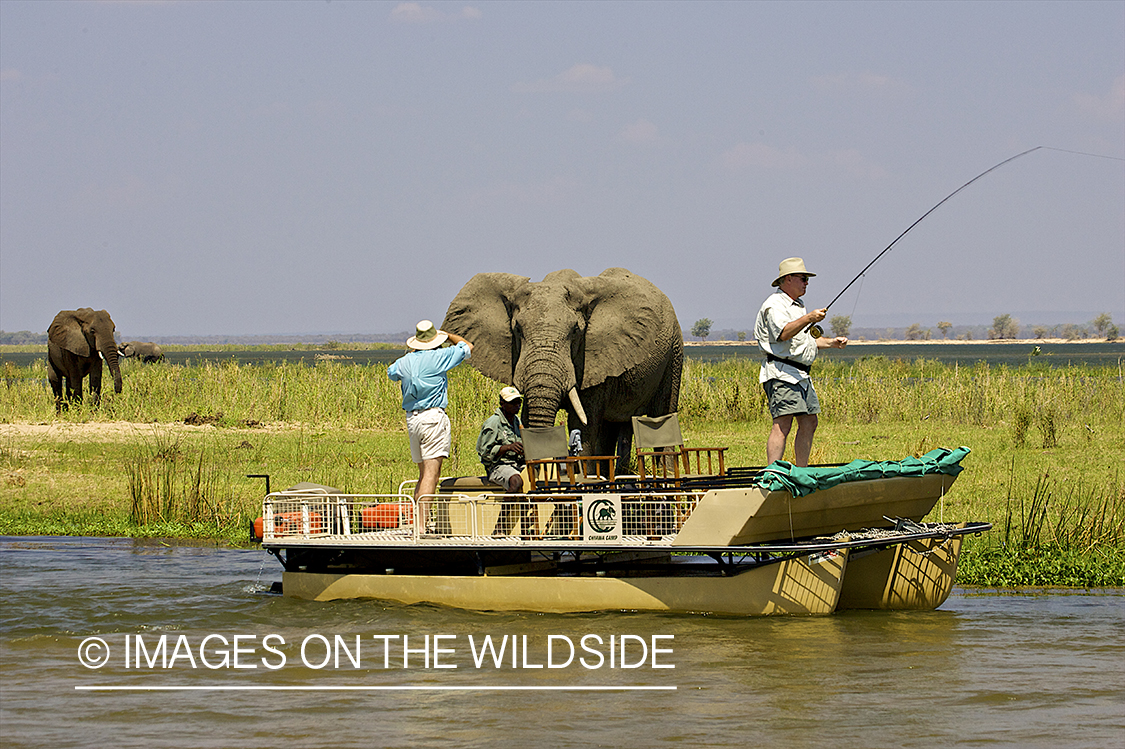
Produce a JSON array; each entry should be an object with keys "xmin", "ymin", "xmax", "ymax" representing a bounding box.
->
[
  {"xmin": 47, "ymin": 308, "xmax": 123, "ymax": 410},
  {"xmin": 443, "ymin": 268, "xmax": 683, "ymax": 462},
  {"xmin": 119, "ymin": 340, "xmax": 165, "ymax": 363}
]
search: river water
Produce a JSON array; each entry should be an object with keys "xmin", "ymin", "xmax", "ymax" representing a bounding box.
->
[
  {"xmin": 1, "ymin": 537, "xmax": 1121, "ymax": 748},
  {"xmin": 2, "ymin": 341, "xmax": 1122, "ymax": 369}
]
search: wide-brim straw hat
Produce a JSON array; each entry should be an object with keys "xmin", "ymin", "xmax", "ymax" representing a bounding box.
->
[
  {"xmin": 407, "ymin": 320, "xmax": 448, "ymax": 350},
  {"xmin": 772, "ymin": 257, "xmax": 816, "ymax": 287}
]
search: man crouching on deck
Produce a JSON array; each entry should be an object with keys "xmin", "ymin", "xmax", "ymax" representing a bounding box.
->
[
  {"xmin": 388, "ymin": 320, "xmax": 473, "ymax": 530},
  {"xmin": 477, "ymin": 386, "xmax": 535, "ymax": 536},
  {"xmin": 755, "ymin": 257, "xmax": 847, "ymax": 467}
]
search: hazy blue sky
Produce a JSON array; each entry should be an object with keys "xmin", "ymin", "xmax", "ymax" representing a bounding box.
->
[{"xmin": 2, "ymin": 0, "xmax": 1122, "ymax": 337}]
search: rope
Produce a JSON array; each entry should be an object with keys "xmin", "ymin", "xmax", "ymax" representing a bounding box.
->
[{"xmin": 826, "ymin": 523, "xmax": 960, "ymax": 558}]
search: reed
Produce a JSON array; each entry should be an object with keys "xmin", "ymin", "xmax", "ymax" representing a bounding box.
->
[
  {"xmin": 680, "ymin": 356, "xmax": 1124, "ymax": 430},
  {"xmin": 955, "ymin": 459, "xmax": 1125, "ymax": 587},
  {"xmin": 1001, "ymin": 464, "xmax": 1124, "ymax": 551},
  {"xmin": 126, "ymin": 431, "xmax": 229, "ymax": 527},
  {"xmin": 3, "ymin": 354, "xmax": 1121, "ymax": 431}
]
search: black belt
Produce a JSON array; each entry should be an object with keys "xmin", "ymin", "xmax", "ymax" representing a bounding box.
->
[{"xmin": 765, "ymin": 352, "xmax": 811, "ymax": 373}]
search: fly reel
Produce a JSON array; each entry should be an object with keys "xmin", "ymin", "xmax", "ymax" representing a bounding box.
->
[{"xmin": 809, "ymin": 324, "xmax": 823, "ymax": 338}]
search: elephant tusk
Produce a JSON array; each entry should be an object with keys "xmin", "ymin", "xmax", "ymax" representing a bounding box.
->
[{"xmin": 568, "ymin": 388, "xmax": 588, "ymax": 425}]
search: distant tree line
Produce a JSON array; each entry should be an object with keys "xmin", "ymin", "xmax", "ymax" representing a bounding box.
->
[
  {"xmin": 0, "ymin": 330, "xmax": 48, "ymax": 345},
  {"xmin": 678, "ymin": 312, "xmax": 1118, "ymax": 342}
]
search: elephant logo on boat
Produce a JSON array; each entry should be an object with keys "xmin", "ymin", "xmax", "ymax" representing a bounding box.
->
[{"xmin": 587, "ymin": 498, "xmax": 617, "ymax": 534}]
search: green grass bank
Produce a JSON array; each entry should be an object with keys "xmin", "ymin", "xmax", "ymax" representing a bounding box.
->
[{"xmin": 2, "ymin": 353, "xmax": 1122, "ymax": 588}]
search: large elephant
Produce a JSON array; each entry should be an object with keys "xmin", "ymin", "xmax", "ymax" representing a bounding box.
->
[
  {"xmin": 118, "ymin": 340, "xmax": 165, "ymax": 363},
  {"xmin": 443, "ymin": 268, "xmax": 683, "ymax": 463},
  {"xmin": 47, "ymin": 308, "xmax": 122, "ymax": 411}
]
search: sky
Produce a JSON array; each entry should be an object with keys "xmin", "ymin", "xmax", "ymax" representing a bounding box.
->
[{"xmin": 1, "ymin": 0, "xmax": 1122, "ymax": 338}]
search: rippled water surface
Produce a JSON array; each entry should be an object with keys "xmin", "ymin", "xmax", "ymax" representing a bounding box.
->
[{"xmin": 1, "ymin": 537, "xmax": 1122, "ymax": 748}]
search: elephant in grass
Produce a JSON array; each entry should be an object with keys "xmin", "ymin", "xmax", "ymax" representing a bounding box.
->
[
  {"xmin": 443, "ymin": 268, "xmax": 683, "ymax": 464},
  {"xmin": 119, "ymin": 340, "xmax": 165, "ymax": 363},
  {"xmin": 47, "ymin": 308, "xmax": 123, "ymax": 411}
]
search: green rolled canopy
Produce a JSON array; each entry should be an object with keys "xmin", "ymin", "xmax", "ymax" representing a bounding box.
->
[{"xmin": 756, "ymin": 447, "xmax": 971, "ymax": 497}]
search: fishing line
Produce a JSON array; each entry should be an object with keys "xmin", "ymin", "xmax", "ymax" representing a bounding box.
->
[
  {"xmin": 808, "ymin": 145, "xmax": 1125, "ymax": 337},
  {"xmin": 1039, "ymin": 146, "xmax": 1125, "ymax": 162},
  {"xmin": 848, "ymin": 274, "xmax": 864, "ymax": 321}
]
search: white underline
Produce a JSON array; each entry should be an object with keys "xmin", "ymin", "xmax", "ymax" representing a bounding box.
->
[{"xmin": 76, "ymin": 685, "xmax": 676, "ymax": 692}]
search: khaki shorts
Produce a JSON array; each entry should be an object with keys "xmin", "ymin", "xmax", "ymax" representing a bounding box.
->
[
  {"xmin": 487, "ymin": 463, "xmax": 523, "ymax": 491},
  {"xmin": 764, "ymin": 379, "xmax": 820, "ymax": 418},
  {"xmin": 406, "ymin": 408, "xmax": 451, "ymax": 462}
]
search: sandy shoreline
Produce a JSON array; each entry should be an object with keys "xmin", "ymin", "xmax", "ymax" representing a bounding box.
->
[{"xmin": 0, "ymin": 419, "xmax": 292, "ymax": 441}]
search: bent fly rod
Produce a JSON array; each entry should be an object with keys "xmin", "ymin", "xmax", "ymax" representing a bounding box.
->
[{"xmin": 807, "ymin": 145, "xmax": 1123, "ymax": 337}]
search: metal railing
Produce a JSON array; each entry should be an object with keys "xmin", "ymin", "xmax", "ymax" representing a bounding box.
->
[{"xmin": 262, "ymin": 489, "xmax": 705, "ymax": 544}]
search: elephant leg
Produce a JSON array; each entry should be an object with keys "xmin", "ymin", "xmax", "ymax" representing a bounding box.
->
[
  {"xmin": 89, "ymin": 360, "xmax": 102, "ymax": 406},
  {"xmin": 613, "ymin": 424, "xmax": 634, "ymax": 475},
  {"xmin": 48, "ymin": 361, "xmax": 64, "ymax": 412}
]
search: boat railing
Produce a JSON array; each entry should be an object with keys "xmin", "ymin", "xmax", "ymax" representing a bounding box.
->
[
  {"xmin": 262, "ymin": 493, "xmax": 416, "ymax": 542},
  {"xmin": 262, "ymin": 489, "xmax": 706, "ymax": 544}
]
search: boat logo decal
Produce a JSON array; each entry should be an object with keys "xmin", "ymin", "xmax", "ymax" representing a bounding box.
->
[
  {"xmin": 583, "ymin": 495, "xmax": 623, "ymax": 543},
  {"xmin": 587, "ymin": 498, "xmax": 617, "ymax": 534}
]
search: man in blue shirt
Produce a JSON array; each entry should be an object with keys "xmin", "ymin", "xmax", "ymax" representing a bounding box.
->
[{"xmin": 388, "ymin": 320, "xmax": 473, "ymax": 513}]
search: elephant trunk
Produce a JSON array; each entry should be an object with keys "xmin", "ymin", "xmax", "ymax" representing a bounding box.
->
[
  {"xmin": 100, "ymin": 338, "xmax": 122, "ymax": 393},
  {"xmin": 524, "ymin": 393, "xmax": 561, "ymax": 430},
  {"xmin": 517, "ymin": 343, "xmax": 585, "ymax": 429}
]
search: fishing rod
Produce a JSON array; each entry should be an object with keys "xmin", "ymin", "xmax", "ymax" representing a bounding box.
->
[{"xmin": 807, "ymin": 145, "xmax": 1123, "ymax": 337}]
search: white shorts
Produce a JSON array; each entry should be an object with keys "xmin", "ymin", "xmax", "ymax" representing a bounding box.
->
[{"xmin": 406, "ymin": 408, "xmax": 451, "ymax": 463}]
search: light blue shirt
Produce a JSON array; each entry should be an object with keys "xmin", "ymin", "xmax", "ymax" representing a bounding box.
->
[{"xmin": 387, "ymin": 341, "xmax": 471, "ymax": 411}]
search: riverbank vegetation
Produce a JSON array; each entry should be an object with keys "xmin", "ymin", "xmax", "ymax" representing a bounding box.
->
[{"xmin": 1, "ymin": 353, "xmax": 1122, "ymax": 588}]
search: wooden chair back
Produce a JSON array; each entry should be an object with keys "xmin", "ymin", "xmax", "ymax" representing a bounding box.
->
[{"xmin": 632, "ymin": 413, "xmax": 727, "ymax": 482}]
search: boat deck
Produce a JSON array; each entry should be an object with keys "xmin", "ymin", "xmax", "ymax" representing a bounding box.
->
[
  {"xmin": 259, "ymin": 451, "xmax": 988, "ymax": 612},
  {"xmin": 259, "ymin": 487, "xmax": 988, "ymax": 554}
]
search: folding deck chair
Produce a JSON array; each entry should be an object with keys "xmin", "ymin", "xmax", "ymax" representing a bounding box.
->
[
  {"xmin": 631, "ymin": 413, "xmax": 728, "ymax": 537},
  {"xmin": 523, "ymin": 425, "xmax": 617, "ymax": 537},
  {"xmin": 631, "ymin": 413, "xmax": 727, "ymax": 483}
]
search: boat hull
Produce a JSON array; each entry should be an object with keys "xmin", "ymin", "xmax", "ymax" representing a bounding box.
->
[
  {"xmin": 281, "ymin": 550, "xmax": 849, "ymax": 616},
  {"xmin": 674, "ymin": 474, "xmax": 957, "ymax": 546},
  {"xmin": 837, "ymin": 532, "xmax": 963, "ymax": 611}
]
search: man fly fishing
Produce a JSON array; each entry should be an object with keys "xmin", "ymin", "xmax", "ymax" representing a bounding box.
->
[
  {"xmin": 751, "ymin": 148, "xmax": 1120, "ymax": 465},
  {"xmin": 755, "ymin": 257, "xmax": 848, "ymax": 467}
]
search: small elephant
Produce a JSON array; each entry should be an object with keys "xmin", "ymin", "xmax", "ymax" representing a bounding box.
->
[
  {"xmin": 47, "ymin": 308, "xmax": 123, "ymax": 411},
  {"xmin": 119, "ymin": 341, "xmax": 165, "ymax": 363},
  {"xmin": 443, "ymin": 268, "xmax": 683, "ymax": 464}
]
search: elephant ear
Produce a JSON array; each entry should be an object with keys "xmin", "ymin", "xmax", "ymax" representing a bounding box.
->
[
  {"xmin": 48, "ymin": 310, "xmax": 92, "ymax": 358},
  {"xmin": 579, "ymin": 268, "xmax": 677, "ymax": 388},
  {"xmin": 442, "ymin": 273, "xmax": 531, "ymax": 384}
]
